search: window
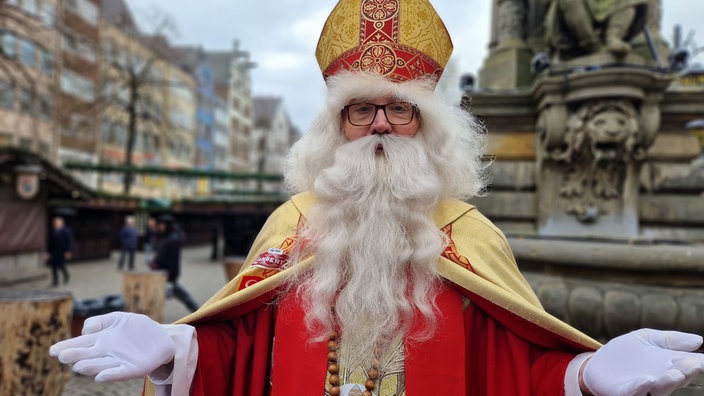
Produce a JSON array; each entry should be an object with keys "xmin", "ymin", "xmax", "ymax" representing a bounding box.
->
[
  {"xmin": 102, "ymin": 37, "xmax": 113, "ymax": 62},
  {"xmin": 22, "ymin": 0, "xmax": 38, "ymax": 15},
  {"xmin": 100, "ymin": 119, "xmax": 116, "ymax": 144},
  {"xmin": 1, "ymin": 31, "xmax": 17, "ymax": 58},
  {"xmin": 62, "ymin": 30, "xmax": 96, "ymax": 63},
  {"xmin": 64, "ymin": 113, "xmax": 92, "ymax": 139},
  {"xmin": 0, "ymin": 81, "xmax": 14, "ymax": 109},
  {"xmin": 20, "ymin": 39, "xmax": 35, "ymax": 67},
  {"xmin": 41, "ymin": 2, "xmax": 56, "ymax": 26},
  {"xmin": 40, "ymin": 50, "xmax": 53, "ymax": 75},
  {"xmin": 38, "ymin": 97, "xmax": 52, "ymax": 120},
  {"xmin": 61, "ymin": 70, "xmax": 95, "ymax": 101},
  {"xmin": 171, "ymin": 84, "xmax": 194, "ymax": 103},
  {"xmin": 65, "ymin": 0, "xmax": 98, "ymax": 26},
  {"xmin": 5, "ymin": 0, "xmax": 19, "ymax": 6},
  {"xmin": 19, "ymin": 88, "xmax": 33, "ymax": 114},
  {"xmin": 100, "ymin": 119, "xmax": 112, "ymax": 143},
  {"xmin": 114, "ymin": 123, "xmax": 126, "ymax": 146},
  {"xmin": 170, "ymin": 110, "xmax": 194, "ymax": 130}
]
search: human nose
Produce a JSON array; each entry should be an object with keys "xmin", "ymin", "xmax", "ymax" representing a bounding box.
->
[{"xmin": 370, "ymin": 106, "xmax": 392, "ymax": 135}]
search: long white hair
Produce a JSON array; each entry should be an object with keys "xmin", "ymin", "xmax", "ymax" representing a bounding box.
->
[
  {"xmin": 282, "ymin": 71, "xmax": 488, "ymax": 358},
  {"xmin": 284, "ymin": 71, "xmax": 488, "ymax": 199}
]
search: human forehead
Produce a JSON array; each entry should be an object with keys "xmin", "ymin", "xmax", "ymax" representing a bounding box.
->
[{"xmin": 345, "ymin": 95, "xmax": 404, "ymax": 105}]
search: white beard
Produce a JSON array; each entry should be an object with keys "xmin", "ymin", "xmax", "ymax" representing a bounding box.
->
[{"xmin": 288, "ymin": 134, "xmax": 447, "ymax": 358}]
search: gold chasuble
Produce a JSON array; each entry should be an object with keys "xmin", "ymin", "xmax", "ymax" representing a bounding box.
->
[{"xmin": 145, "ymin": 192, "xmax": 599, "ymax": 395}]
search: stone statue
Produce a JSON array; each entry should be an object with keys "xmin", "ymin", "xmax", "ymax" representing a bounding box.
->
[{"xmin": 544, "ymin": 0, "xmax": 649, "ymax": 58}]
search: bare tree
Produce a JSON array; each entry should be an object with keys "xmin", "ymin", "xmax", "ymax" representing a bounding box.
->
[{"xmin": 99, "ymin": 2, "xmax": 190, "ymax": 195}]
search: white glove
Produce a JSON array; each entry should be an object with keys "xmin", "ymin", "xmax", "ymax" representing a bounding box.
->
[
  {"xmin": 582, "ymin": 328, "xmax": 704, "ymax": 396},
  {"xmin": 49, "ymin": 311, "xmax": 176, "ymax": 382}
]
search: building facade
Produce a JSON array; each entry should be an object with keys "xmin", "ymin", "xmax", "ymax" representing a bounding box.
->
[
  {"xmin": 0, "ymin": 0, "xmax": 294, "ymax": 200},
  {"xmin": 58, "ymin": 0, "xmax": 100, "ymax": 188},
  {"xmin": 99, "ymin": 0, "xmax": 197, "ymax": 198},
  {"xmin": 252, "ymin": 96, "xmax": 298, "ymax": 193},
  {"xmin": 203, "ymin": 41, "xmax": 255, "ymax": 173},
  {"xmin": 0, "ymin": 0, "xmax": 62, "ymax": 161}
]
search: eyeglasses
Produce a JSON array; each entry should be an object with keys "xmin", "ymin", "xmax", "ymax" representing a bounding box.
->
[{"xmin": 342, "ymin": 101, "xmax": 417, "ymax": 126}]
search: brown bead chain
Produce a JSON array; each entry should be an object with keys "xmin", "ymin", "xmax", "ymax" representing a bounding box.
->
[
  {"xmin": 327, "ymin": 332, "xmax": 342, "ymax": 396},
  {"xmin": 327, "ymin": 331, "xmax": 379, "ymax": 396}
]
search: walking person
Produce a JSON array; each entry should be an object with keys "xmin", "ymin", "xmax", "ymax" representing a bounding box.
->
[
  {"xmin": 152, "ymin": 214, "xmax": 199, "ymax": 312},
  {"xmin": 118, "ymin": 215, "xmax": 138, "ymax": 271},
  {"xmin": 46, "ymin": 216, "xmax": 74, "ymax": 287}
]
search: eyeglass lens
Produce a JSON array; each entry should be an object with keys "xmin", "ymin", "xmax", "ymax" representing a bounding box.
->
[{"xmin": 346, "ymin": 102, "xmax": 414, "ymax": 126}]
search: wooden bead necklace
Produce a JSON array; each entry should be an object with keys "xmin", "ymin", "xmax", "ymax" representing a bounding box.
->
[{"xmin": 327, "ymin": 331, "xmax": 380, "ymax": 396}]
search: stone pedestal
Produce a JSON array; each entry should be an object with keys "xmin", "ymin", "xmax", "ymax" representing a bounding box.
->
[
  {"xmin": 478, "ymin": 43, "xmax": 535, "ymax": 90},
  {"xmin": 511, "ymin": 236, "xmax": 704, "ymax": 341},
  {"xmin": 532, "ymin": 67, "xmax": 673, "ymax": 237}
]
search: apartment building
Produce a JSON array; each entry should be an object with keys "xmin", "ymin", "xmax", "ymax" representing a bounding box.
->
[
  {"xmin": 57, "ymin": 0, "xmax": 100, "ymax": 187},
  {"xmin": 203, "ymin": 40, "xmax": 255, "ymax": 179},
  {"xmin": 163, "ymin": 60, "xmax": 196, "ymax": 198},
  {"xmin": 100, "ymin": 0, "xmax": 196, "ymax": 198},
  {"xmin": 0, "ymin": 0, "xmax": 61, "ymax": 161},
  {"xmin": 252, "ymin": 96, "xmax": 298, "ymax": 193},
  {"xmin": 174, "ymin": 46, "xmax": 228, "ymax": 196},
  {"xmin": 0, "ymin": 0, "xmax": 270, "ymax": 200}
]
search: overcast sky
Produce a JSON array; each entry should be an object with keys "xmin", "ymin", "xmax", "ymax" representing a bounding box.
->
[{"xmin": 125, "ymin": 1, "xmax": 704, "ymax": 134}]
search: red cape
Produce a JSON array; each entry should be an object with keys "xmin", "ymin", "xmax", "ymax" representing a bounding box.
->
[{"xmin": 187, "ymin": 283, "xmax": 591, "ymax": 396}]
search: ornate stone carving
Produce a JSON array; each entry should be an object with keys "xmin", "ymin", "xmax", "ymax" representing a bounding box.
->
[
  {"xmin": 548, "ymin": 100, "xmax": 646, "ymax": 221},
  {"xmin": 543, "ymin": 0, "xmax": 649, "ymax": 59},
  {"xmin": 532, "ymin": 67, "xmax": 673, "ymax": 237}
]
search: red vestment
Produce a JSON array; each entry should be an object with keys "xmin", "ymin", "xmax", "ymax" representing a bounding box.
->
[{"xmin": 144, "ymin": 193, "xmax": 599, "ymax": 395}]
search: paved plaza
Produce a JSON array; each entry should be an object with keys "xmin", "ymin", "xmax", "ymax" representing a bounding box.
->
[{"xmin": 6, "ymin": 245, "xmax": 233, "ymax": 396}]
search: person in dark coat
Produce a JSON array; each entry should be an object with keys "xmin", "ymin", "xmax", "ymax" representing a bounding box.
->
[
  {"xmin": 46, "ymin": 216, "xmax": 74, "ymax": 286},
  {"xmin": 118, "ymin": 215, "xmax": 138, "ymax": 270},
  {"xmin": 153, "ymin": 215, "xmax": 199, "ymax": 312}
]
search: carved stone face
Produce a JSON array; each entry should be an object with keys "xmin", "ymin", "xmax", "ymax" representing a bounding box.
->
[{"xmin": 586, "ymin": 108, "xmax": 635, "ymax": 144}]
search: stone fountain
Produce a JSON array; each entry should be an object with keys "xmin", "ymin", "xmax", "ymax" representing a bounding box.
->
[{"xmin": 468, "ymin": 0, "xmax": 704, "ymax": 366}]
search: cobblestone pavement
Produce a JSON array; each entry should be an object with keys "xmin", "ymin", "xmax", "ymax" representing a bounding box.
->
[{"xmin": 6, "ymin": 245, "xmax": 232, "ymax": 396}]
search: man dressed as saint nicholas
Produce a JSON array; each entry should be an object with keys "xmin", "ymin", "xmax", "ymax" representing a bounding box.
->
[{"xmin": 51, "ymin": 1, "xmax": 704, "ymax": 395}]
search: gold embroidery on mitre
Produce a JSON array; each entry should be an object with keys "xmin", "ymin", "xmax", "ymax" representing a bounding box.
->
[{"xmin": 316, "ymin": 0, "xmax": 452, "ymax": 82}]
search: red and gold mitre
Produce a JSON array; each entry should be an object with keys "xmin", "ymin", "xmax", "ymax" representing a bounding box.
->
[{"xmin": 316, "ymin": 0, "xmax": 453, "ymax": 84}]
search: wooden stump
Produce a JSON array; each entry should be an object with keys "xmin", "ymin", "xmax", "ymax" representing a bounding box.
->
[
  {"xmin": 223, "ymin": 257, "xmax": 245, "ymax": 281},
  {"xmin": 0, "ymin": 290, "xmax": 72, "ymax": 396},
  {"xmin": 122, "ymin": 270, "xmax": 167, "ymax": 323}
]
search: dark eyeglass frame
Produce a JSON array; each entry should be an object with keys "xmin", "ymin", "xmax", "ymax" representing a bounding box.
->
[{"xmin": 341, "ymin": 102, "xmax": 418, "ymax": 126}]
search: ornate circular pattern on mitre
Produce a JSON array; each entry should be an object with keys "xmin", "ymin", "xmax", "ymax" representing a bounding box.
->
[
  {"xmin": 316, "ymin": 0, "xmax": 453, "ymax": 83},
  {"xmin": 359, "ymin": 43, "xmax": 397, "ymax": 75},
  {"xmin": 362, "ymin": 0, "xmax": 399, "ymax": 20}
]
